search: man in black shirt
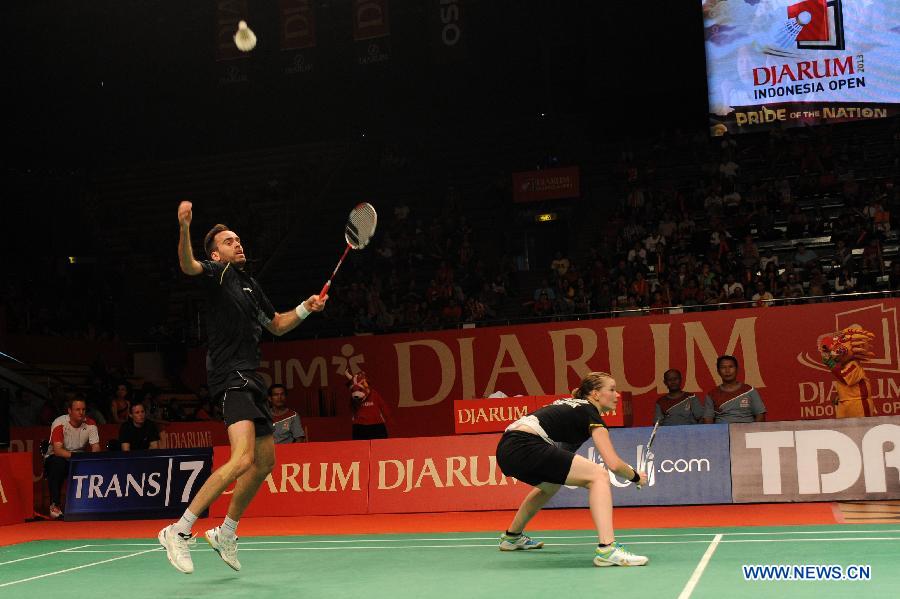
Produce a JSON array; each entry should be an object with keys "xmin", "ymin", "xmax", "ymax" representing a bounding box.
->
[
  {"xmin": 119, "ymin": 402, "xmax": 160, "ymax": 451},
  {"xmin": 159, "ymin": 201, "xmax": 326, "ymax": 575}
]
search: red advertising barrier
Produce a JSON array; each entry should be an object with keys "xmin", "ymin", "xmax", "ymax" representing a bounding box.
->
[
  {"xmin": 367, "ymin": 434, "xmax": 530, "ymax": 513},
  {"xmin": 182, "ymin": 299, "xmax": 900, "ymax": 439},
  {"xmin": 0, "ymin": 453, "xmax": 32, "ymax": 525},
  {"xmin": 512, "ymin": 166, "xmax": 580, "ymax": 203},
  {"xmin": 210, "ymin": 441, "xmax": 370, "ymax": 517},
  {"xmin": 454, "ymin": 393, "xmax": 632, "ymax": 434}
]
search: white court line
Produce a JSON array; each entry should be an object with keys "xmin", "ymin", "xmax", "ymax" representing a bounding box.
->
[
  {"xmin": 74, "ymin": 528, "xmax": 900, "ymax": 547},
  {"xmin": 0, "ymin": 548, "xmax": 160, "ymax": 589},
  {"xmin": 678, "ymin": 533, "xmax": 722, "ymax": 599},
  {"xmin": 0, "ymin": 545, "xmax": 91, "ymax": 567},
  {"xmin": 720, "ymin": 536, "xmax": 900, "ymax": 543}
]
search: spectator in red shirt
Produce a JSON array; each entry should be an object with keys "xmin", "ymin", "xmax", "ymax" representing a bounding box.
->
[{"xmin": 346, "ymin": 371, "xmax": 392, "ymax": 440}]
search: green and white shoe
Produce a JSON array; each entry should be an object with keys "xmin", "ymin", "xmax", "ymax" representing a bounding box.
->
[{"xmin": 593, "ymin": 542, "xmax": 648, "ymax": 567}]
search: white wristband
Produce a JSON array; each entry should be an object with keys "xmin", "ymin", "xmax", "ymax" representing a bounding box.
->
[{"xmin": 295, "ymin": 303, "xmax": 311, "ymax": 320}]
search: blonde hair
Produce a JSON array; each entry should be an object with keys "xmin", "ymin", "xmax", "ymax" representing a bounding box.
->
[{"xmin": 571, "ymin": 371, "xmax": 614, "ymax": 399}]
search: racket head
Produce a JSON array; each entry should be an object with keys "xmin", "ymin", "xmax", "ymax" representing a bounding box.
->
[{"xmin": 345, "ymin": 202, "xmax": 377, "ymax": 249}]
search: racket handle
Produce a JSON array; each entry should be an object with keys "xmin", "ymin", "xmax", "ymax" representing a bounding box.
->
[{"xmin": 320, "ymin": 244, "xmax": 352, "ymax": 298}]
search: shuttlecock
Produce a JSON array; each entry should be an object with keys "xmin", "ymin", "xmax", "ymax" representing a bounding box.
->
[{"xmin": 234, "ymin": 20, "xmax": 257, "ymax": 52}]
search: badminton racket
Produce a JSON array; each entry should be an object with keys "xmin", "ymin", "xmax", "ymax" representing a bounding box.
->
[
  {"xmin": 319, "ymin": 203, "xmax": 378, "ymax": 297},
  {"xmin": 636, "ymin": 419, "xmax": 659, "ymax": 490}
]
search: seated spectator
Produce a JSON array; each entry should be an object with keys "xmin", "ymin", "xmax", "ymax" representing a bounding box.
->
[
  {"xmin": 751, "ymin": 282, "xmax": 774, "ymax": 307},
  {"xmin": 550, "ymin": 251, "xmax": 570, "ymax": 278},
  {"xmin": 441, "ymin": 298, "xmax": 463, "ymax": 324},
  {"xmin": 533, "ymin": 292, "xmax": 553, "ymax": 316},
  {"xmin": 739, "ymin": 235, "xmax": 760, "ymax": 270},
  {"xmin": 759, "ymin": 248, "xmax": 779, "ymax": 272},
  {"xmin": 723, "ymin": 274, "xmax": 744, "ymax": 300},
  {"xmin": 783, "ymin": 273, "xmax": 805, "ymax": 299},
  {"xmin": 269, "ymin": 385, "xmax": 305, "ymax": 444},
  {"xmin": 533, "ymin": 279, "xmax": 556, "ymax": 302},
  {"xmin": 701, "ymin": 355, "xmax": 766, "ymax": 423},
  {"xmin": 119, "ymin": 402, "xmax": 160, "ymax": 451},
  {"xmin": 833, "ymin": 267, "xmax": 857, "ymax": 294},
  {"xmin": 793, "ymin": 243, "xmax": 818, "ymax": 270},
  {"xmin": 832, "ymin": 239, "xmax": 853, "ymax": 270},
  {"xmin": 45, "ymin": 397, "xmax": 101, "ymax": 519},
  {"xmin": 194, "ymin": 398, "xmax": 214, "ymax": 421},
  {"xmin": 109, "ymin": 382, "xmax": 131, "ymax": 425},
  {"xmin": 861, "ymin": 238, "xmax": 883, "ymax": 272},
  {"xmin": 655, "ymin": 369, "xmax": 703, "ymax": 425}
]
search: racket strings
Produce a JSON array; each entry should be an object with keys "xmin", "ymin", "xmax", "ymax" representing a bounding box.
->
[{"xmin": 346, "ymin": 203, "xmax": 377, "ymax": 249}]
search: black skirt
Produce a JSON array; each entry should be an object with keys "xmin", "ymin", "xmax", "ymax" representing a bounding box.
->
[{"xmin": 496, "ymin": 430, "xmax": 576, "ymax": 487}]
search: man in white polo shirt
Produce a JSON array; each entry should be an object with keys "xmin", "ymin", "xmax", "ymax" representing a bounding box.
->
[{"xmin": 44, "ymin": 396, "xmax": 101, "ymax": 519}]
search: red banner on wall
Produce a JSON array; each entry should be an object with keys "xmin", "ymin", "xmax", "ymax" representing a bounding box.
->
[
  {"xmin": 454, "ymin": 393, "xmax": 632, "ymax": 434},
  {"xmin": 512, "ymin": 166, "xmax": 580, "ymax": 203},
  {"xmin": 0, "ymin": 453, "xmax": 32, "ymax": 525},
  {"xmin": 210, "ymin": 441, "xmax": 370, "ymax": 517},
  {"xmin": 367, "ymin": 434, "xmax": 529, "ymax": 513},
  {"xmin": 182, "ymin": 299, "xmax": 900, "ymax": 440}
]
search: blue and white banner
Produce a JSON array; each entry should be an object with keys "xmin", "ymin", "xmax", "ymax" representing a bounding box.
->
[
  {"xmin": 547, "ymin": 424, "xmax": 733, "ymax": 507},
  {"xmin": 65, "ymin": 448, "xmax": 213, "ymax": 520},
  {"xmin": 702, "ymin": 0, "xmax": 900, "ymax": 133}
]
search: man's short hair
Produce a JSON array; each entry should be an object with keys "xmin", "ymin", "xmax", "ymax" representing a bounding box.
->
[
  {"xmin": 204, "ymin": 224, "xmax": 230, "ymax": 258},
  {"xmin": 130, "ymin": 401, "xmax": 145, "ymax": 413},
  {"xmin": 268, "ymin": 384, "xmax": 287, "ymax": 397},
  {"xmin": 66, "ymin": 395, "xmax": 86, "ymax": 409},
  {"xmin": 716, "ymin": 355, "xmax": 739, "ymax": 370}
]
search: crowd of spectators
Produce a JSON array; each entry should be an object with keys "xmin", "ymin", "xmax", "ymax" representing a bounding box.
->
[
  {"xmin": 527, "ymin": 122, "xmax": 899, "ymax": 318},
  {"xmin": 320, "ymin": 122, "xmax": 899, "ymax": 330}
]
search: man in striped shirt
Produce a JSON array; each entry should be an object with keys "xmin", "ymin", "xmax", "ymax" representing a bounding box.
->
[
  {"xmin": 702, "ymin": 355, "xmax": 767, "ymax": 424},
  {"xmin": 44, "ymin": 396, "xmax": 101, "ymax": 519},
  {"xmin": 655, "ymin": 369, "xmax": 703, "ymax": 425},
  {"xmin": 268, "ymin": 385, "xmax": 305, "ymax": 444}
]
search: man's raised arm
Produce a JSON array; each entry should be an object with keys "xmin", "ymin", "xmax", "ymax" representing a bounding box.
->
[{"xmin": 178, "ymin": 201, "xmax": 203, "ymax": 276}]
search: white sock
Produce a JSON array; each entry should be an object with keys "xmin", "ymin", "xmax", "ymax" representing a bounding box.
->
[
  {"xmin": 172, "ymin": 509, "xmax": 198, "ymax": 536},
  {"xmin": 221, "ymin": 516, "xmax": 239, "ymax": 539}
]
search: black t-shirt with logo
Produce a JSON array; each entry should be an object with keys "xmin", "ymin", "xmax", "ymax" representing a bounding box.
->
[
  {"xmin": 530, "ymin": 398, "xmax": 607, "ymax": 446},
  {"xmin": 200, "ymin": 260, "xmax": 276, "ymax": 396},
  {"xmin": 118, "ymin": 420, "xmax": 161, "ymax": 451}
]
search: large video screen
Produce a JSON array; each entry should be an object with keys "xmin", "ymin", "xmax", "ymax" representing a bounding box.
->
[{"xmin": 702, "ymin": 0, "xmax": 900, "ymax": 134}]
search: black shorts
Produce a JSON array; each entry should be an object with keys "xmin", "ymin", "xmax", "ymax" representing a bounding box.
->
[
  {"xmin": 218, "ymin": 370, "xmax": 274, "ymax": 438},
  {"xmin": 496, "ymin": 431, "xmax": 576, "ymax": 487}
]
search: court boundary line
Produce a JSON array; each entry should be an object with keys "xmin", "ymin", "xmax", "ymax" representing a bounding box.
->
[
  {"xmin": 53, "ymin": 535, "xmax": 900, "ymax": 554},
  {"xmin": 0, "ymin": 545, "xmax": 91, "ymax": 567},
  {"xmin": 678, "ymin": 533, "xmax": 722, "ymax": 599},
  {"xmin": 0, "ymin": 548, "xmax": 160, "ymax": 589},
  {"xmin": 62, "ymin": 527, "xmax": 900, "ymax": 547}
]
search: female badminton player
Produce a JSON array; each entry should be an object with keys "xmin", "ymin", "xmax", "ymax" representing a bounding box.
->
[{"xmin": 495, "ymin": 372, "xmax": 649, "ymax": 566}]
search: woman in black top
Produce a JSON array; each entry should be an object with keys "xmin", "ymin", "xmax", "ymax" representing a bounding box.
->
[{"xmin": 495, "ymin": 372, "xmax": 649, "ymax": 567}]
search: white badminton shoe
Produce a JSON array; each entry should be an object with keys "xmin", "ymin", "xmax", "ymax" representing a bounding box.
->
[
  {"xmin": 158, "ymin": 524, "xmax": 195, "ymax": 574},
  {"xmin": 593, "ymin": 542, "xmax": 648, "ymax": 566},
  {"xmin": 205, "ymin": 526, "xmax": 241, "ymax": 571}
]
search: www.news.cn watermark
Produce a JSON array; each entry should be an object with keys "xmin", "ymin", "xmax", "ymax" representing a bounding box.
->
[{"xmin": 743, "ymin": 564, "xmax": 872, "ymax": 581}]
